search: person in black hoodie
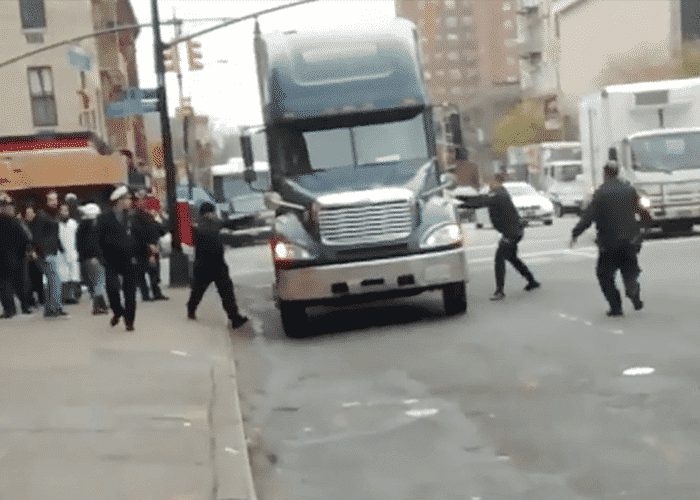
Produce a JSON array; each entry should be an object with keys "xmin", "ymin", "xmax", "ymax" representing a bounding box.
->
[
  {"xmin": 76, "ymin": 203, "xmax": 109, "ymax": 315},
  {"xmin": 97, "ymin": 186, "xmax": 155, "ymax": 332},
  {"xmin": 186, "ymin": 202, "xmax": 248, "ymax": 329},
  {"xmin": 23, "ymin": 204, "xmax": 45, "ymax": 308},
  {"xmin": 461, "ymin": 173, "xmax": 540, "ymax": 301}
]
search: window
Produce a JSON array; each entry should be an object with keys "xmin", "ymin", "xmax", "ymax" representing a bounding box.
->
[
  {"xmin": 19, "ymin": 0, "xmax": 46, "ymax": 29},
  {"xmin": 447, "ymin": 33, "xmax": 459, "ymax": 42},
  {"xmin": 445, "ymin": 0, "xmax": 456, "ymax": 9},
  {"xmin": 503, "ymin": 1, "xmax": 512, "ymax": 11},
  {"xmin": 507, "ymin": 56, "xmax": 516, "ymax": 66},
  {"xmin": 27, "ymin": 67, "xmax": 57, "ymax": 127},
  {"xmin": 504, "ymin": 19, "xmax": 514, "ymax": 30},
  {"xmin": 445, "ymin": 16, "xmax": 458, "ymax": 29},
  {"xmin": 447, "ymin": 51, "xmax": 459, "ymax": 61},
  {"xmin": 436, "ymin": 69, "xmax": 446, "ymax": 78},
  {"xmin": 449, "ymin": 68, "xmax": 462, "ymax": 80},
  {"xmin": 461, "ymin": 15, "xmax": 473, "ymax": 26}
]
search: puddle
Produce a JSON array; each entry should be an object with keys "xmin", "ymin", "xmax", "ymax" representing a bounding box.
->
[
  {"xmin": 405, "ymin": 408, "xmax": 439, "ymax": 418},
  {"xmin": 623, "ymin": 367, "xmax": 655, "ymax": 376}
]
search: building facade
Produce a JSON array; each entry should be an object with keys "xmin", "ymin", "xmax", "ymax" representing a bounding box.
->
[
  {"xmin": 0, "ymin": 0, "xmax": 146, "ymax": 165},
  {"xmin": 516, "ymin": 0, "xmax": 683, "ymax": 136},
  {"xmin": 395, "ymin": 0, "xmax": 522, "ymax": 173}
]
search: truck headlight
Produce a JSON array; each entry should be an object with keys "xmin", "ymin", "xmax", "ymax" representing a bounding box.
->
[
  {"xmin": 272, "ymin": 240, "xmax": 313, "ymax": 262},
  {"xmin": 639, "ymin": 196, "xmax": 652, "ymax": 209},
  {"xmin": 420, "ymin": 223, "xmax": 463, "ymax": 249}
]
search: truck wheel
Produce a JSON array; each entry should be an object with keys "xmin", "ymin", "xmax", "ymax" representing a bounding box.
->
[
  {"xmin": 554, "ymin": 203, "xmax": 564, "ymax": 218},
  {"xmin": 475, "ymin": 223, "xmax": 483, "ymax": 229},
  {"xmin": 443, "ymin": 281, "xmax": 467, "ymax": 316},
  {"xmin": 544, "ymin": 219, "xmax": 553, "ymax": 226},
  {"xmin": 279, "ymin": 301, "xmax": 309, "ymax": 338}
]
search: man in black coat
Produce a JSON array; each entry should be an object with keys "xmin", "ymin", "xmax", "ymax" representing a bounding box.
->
[
  {"xmin": 571, "ymin": 162, "xmax": 651, "ymax": 316},
  {"xmin": 97, "ymin": 186, "xmax": 155, "ymax": 331},
  {"xmin": 461, "ymin": 173, "xmax": 540, "ymax": 300},
  {"xmin": 33, "ymin": 191, "xmax": 67, "ymax": 318},
  {"xmin": 0, "ymin": 195, "xmax": 30, "ymax": 318},
  {"xmin": 186, "ymin": 202, "xmax": 248, "ymax": 329}
]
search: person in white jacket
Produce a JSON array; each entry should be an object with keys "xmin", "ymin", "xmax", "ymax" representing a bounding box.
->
[{"xmin": 58, "ymin": 202, "xmax": 81, "ymax": 304}]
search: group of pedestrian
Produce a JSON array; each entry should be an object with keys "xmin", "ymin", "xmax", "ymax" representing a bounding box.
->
[
  {"xmin": 0, "ymin": 186, "xmax": 170, "ymax": 331},
  {"xmin": 465, "ymin": 161, "xmax": 651, "ymax": 317}
]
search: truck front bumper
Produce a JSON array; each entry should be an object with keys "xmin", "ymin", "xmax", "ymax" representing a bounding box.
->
[{"xmin": 275, "ymin": 247, "xmax": 468, "ymax": 303}]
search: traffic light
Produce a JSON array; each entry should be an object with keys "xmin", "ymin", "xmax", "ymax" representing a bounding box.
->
[
  {"xmin": 187, "ymin": 39, "xmax": 204, "ymax": 71},
  {"xmin": 163, "ymin": 46, "xmax": 180, "ymax": 73}
]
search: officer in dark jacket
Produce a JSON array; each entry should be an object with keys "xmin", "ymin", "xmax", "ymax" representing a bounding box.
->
[
  {"xmin": 0, "ymin": 195, "xmax": 30, "ymax": 318},
  {"xmin": 98, "ymin": 186, "xmax": 155, "ymax": 331},
  {"xmin": 462, "ymin": 173, "xmax": 540, "ymax": 300},
  {"xmin": 571, "ymin": 162, "xmax": 650, "ymax": 316},
  {"xmin": 186, "ymin": 202, "xmax": 248, "ymax": 329}
]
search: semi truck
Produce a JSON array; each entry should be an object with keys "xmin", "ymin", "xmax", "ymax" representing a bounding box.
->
[
  {"xmin": 240, "ymin": 19, "xmax": 468, "ymax": 337},
  {"xmin": 580, "ymin": 77, "xmax": 700, "ymax": 233}
]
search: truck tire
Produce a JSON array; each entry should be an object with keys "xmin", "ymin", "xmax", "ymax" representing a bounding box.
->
[
  {"xmin": 279, "ymin": 301, "xmax": 309, "ymax": 338},
  {"xmin": 544, "ymin": 219, "xmax": 553, "ymax": 226},
  {"xmin": 443, "ymin": 281, "xmax": 467, "ymax": 316}
]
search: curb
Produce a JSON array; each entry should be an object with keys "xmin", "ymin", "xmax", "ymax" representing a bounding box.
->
[{"xmin": 211, "ymin": 351, "xmax": 258, "ymax": 500}]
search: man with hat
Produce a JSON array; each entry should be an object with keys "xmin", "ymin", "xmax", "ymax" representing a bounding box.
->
[
  {"xmin": 0, "ymin": 194, "xmax": 30, "ymax": 318},
  {"xmin": 186, "ymin": 202, "xmax": 248, "ymax": 329},
  {"xmin": 571, "ymin": 161, "xmax": 652, "ymax": 316},
  {"xmin": 97, "ymin": 185, "xmax": 156, "ymax": 331},
  {"xmin": 77, "ymin": 203, "xmax": 109, "ymax": 315}
]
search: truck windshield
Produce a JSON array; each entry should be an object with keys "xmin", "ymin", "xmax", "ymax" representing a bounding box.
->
[
  {"xmin": 631, "ymin": 132, "xmax": 700, "ymax": 172},
  {"xmin": 543, "ymin": 146, "xmax": 581, "ymax": 162},
  {"xmin": 216, "ymin": 172, "xmax": 271, "ymax": 201},
  {"xmin": 284, "ymin": 113, "xmax": 428, "ymax": 175},
  {"xmin": 556, "ymin": 163, "xmax": 582, "ymax": 182}
]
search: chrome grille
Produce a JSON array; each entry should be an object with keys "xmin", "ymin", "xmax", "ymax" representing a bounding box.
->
[{"xmin": 318, "ymin": 200, "xmax": 414, "ymax": 245}]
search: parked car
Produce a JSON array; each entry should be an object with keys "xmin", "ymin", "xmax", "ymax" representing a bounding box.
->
[{"xmin": 471, "ymin": 182, "xmax": 554, "ymax": 228}]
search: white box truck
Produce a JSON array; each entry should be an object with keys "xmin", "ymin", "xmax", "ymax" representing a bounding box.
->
[{"xmin": 580, "ymin": 77, "xmax": 700, "ymax": 232}]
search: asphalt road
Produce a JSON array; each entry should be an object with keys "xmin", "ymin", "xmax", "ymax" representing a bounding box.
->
[{"xmin": 226, "ymin": 217, "xmax": 700, "ymax": 500}]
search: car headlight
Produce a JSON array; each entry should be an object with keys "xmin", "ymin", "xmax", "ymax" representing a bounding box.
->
[
  {"xmin": 272, "ymin": 240, "xmax": 313, "ymax": 262},
  {"xmin": 639, "ymin": 195, "xmax": 652, "ymax": 209},
  {"xmin": 420, "ymin": 223, "xmax": 463, "ymax": 249}
]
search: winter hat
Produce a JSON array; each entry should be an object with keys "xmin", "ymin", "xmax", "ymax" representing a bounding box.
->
[
  {"xmin": 79, "ymin": 203, "xmax": 101, "ymax": 220},
  {"xmin": 199, "ymin": 202, "xmax": 216, "ymax": 215},
  {"xmin": 110, "ymin": 185, "xmax": 130, "ymax": 202}
]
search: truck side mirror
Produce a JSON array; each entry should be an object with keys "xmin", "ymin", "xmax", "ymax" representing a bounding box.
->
[{"xmin": 240, "ymin": 135, "xmax": 257, "ymax": 184}]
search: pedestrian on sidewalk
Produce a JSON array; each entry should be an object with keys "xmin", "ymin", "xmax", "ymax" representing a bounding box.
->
[
  {"xmin": 570, "ymin": 162, "xmax": 651, "ymax": 317},
  {"xmin": 33, "ymin": 191, "xmax": 68, "ymax": 318},
  {"xmin": 0, "ymin": 195, "xmax": 30, "ymax": 318},
  {"xmin": 186, "ymin": 202, "xmax": 248, "ymax": 329},
  {"xmin": 134, "ymin": 195, "xmax": 168, "ymax": 302},
  {"xmin": 98, "ymin": 185, "xmax": 154, "ymax": 332},
  {"xmin": 76, "ymin": 203, "xmax": 109, "ymax": 315},
  {"xmin": 461, "ymin": 173, "xmax": 540, "ymax": 300},
  {"xmin": 58, "ymin": 202, "xmax": 81, "ymax": 305},
  {"xmin": 23, "ymin": 204, "xmax": 46, "ymax": 308}
]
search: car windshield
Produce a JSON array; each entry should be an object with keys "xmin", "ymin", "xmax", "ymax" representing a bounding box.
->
[
  {"xmin": 283, "ymin": 112, "xmax": 428, "ymax": 175},
  {"xmin": 177, "ymin": 185, "xmax": 215, "ymax": 203},
  {"xmin": 631, "ymin": 132, "xmax": 700, "ymax": 172},
  {"xmin": 543, "ymin": 146, "xmax": 582, "ymax": 162},
  {"xmin": 505, "ymin": 184, "xmax": 537, "ymax": 196},
  {"xmin": 556, "ymin": 163, "xmax": 582, "ymax": 182}
]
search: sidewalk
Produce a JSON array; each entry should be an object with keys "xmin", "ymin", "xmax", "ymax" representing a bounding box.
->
[{"xmin": 0, "ymin": 288, "xmax": 256, "ymax": 500}]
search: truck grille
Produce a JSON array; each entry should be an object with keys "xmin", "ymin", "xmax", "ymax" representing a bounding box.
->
[{"xmin": 318, "ymin": 200, "xmax": 414, "ymax": 246}]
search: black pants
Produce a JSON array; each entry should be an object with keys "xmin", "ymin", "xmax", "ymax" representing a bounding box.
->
[
  {"xmin": 596, "ymin": 243, "xmax": 641, "ymax": 312},
  {"xmin": 12, "ymin": 261, "xmax": 30, "ymax": 310},
  {"xmin": 106, "ymin": 263, "xmax": 137, "ymax": 326},
  {"xmin": 495, "ymin": 235, "xmax": 534, "ymax": 292},
  {"xmin": 27, "ymin": 258, "xmax": 45, "ymax": 306},
  {"xmin": 187, "ymin": 262, "xmax": 240, "ymax": 320},
  {"xmin": 137, "ymin": 257, "xmax": 163, "ymax": 300},
  {"xmin": 0, "ymin": 274, "xmax": 15, "ymax": 316}
]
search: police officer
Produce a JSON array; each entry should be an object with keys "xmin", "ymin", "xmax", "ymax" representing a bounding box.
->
[
  {"xmin": 186, "ymin": 202, "xmax": 248, "ymax": 329},
  {"xmin": 98, "ymin": 185, "xmax": 155, "ymax": 332},
  {"xmin": 570, "ymin": 162, "xmax": 650, "ymax": 317},
  {"xmin": 462, "ymin": 173, "xmax": 540, "ymax": 300}
]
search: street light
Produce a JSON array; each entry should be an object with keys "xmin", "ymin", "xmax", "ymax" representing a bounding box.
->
[{"xmin": 186, "ymin": 40, "xmax": 204, "ymax": 71}]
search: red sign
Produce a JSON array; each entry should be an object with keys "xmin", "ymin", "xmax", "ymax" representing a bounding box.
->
[{"xmin": 0, "ymin": 137, "xmax": 90, "ymax": 152}]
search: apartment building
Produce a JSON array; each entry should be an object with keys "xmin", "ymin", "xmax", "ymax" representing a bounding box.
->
[
  {"xmin": 395, "ymin": 0, "xmax": 521, "ymax": 170},
  {"xmin": 0, "ymin": 0, "xmax": 146, "ymax": 165}
]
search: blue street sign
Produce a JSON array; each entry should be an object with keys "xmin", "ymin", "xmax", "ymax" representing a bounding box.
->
[
  {"xmin": 68, "ymin": 46, "xmax": 91, "ymax": 72},
  {"xmin": 105, "ymin": 88, "xmax": 159, "ymax": 118}
]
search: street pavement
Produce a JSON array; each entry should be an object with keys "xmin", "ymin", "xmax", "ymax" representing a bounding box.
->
[
  {"xmin": 226, "ymin": 217, "xmax": 700, "ymax": 500},
  {"xmin": 0, "ymin": 287, "xmax": 256, "ymax": 500}
]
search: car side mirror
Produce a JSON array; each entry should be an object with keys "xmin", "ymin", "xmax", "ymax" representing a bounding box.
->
[{"xmin": 264, "ymin": 191, "xmax": 283, "ymax": 209}]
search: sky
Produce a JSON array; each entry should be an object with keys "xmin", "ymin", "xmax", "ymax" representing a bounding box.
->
[{"xmin": 133, "ymin": 0, "xmax": 397, "ymax": 131}]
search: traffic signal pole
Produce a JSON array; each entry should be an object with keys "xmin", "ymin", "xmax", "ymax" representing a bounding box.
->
[{"xmin": 151, "ymin": 0, "xmax": 190, "ymax": 286}]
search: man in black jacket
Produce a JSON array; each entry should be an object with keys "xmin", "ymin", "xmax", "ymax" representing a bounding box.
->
[
  {"xmin": 98, "ymin": 186, "xmax": 155, "ymax": 331},
  {"xmin": 33, "ymin": 191, "xmax": 67, "ymax": 318},
  {"xmin": 186, "ymin": 202, "xmax": 248, "ymax": 329},
  {"xmin": 462, "ymin": 173, "xmax": 540, "ymax": 300},
  {"xmin": 76, "ymin": 203, "xmax": 109, "ymax": 315},
  {"xmin": 0, "ymin": 195, "xmax": 30, "ymax": 318},
  {"xmin": 571, "ymin": 162, "xmax": 650, "ymax": 317}
]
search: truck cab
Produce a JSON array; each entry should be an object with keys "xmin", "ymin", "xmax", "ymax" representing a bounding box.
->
[{"xmin": 241, "ymin": 19, "xmax": 467, "ymax": 337}]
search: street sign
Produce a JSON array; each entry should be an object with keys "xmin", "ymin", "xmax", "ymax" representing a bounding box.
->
[
  {"xmin": 68, "ymin": 46, "xmax": 91, "ymax": 71},
  {"xmin": 105, "ymin": 87, "xmax": 159, "ymax": 118}
]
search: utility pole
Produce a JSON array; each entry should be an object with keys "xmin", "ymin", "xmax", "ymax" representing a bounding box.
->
[
  {"xmin": 151, "ymin": 0, "xmax": 190, "ymax": 286},
  {"xmin": 172, "ymin": 11, "xmax": 194, "ymax": 201}
]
